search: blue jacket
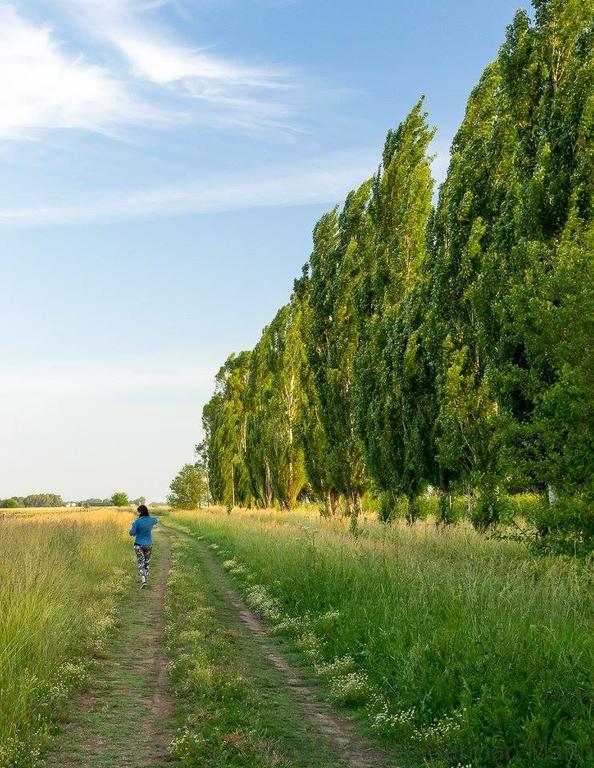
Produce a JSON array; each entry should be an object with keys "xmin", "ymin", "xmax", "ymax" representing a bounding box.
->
[{"xmin": 129, "ymin": 516, "xmax": 158, "ymax": 546}]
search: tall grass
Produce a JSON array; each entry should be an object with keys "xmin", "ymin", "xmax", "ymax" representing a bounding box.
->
[
  {"xmin": 170, "ymin": 508, "xmax": 594, "ymax": 768},
  {"xmin": 0, "ymin": 509, "xmax": 130, "ymax": 767}
]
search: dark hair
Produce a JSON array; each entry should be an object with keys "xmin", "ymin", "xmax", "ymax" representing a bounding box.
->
[{"xmin": 137, "ymin": 504, "xmax": 149, "ymax": 517}]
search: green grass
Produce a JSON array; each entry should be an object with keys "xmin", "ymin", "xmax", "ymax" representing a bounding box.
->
[
  {"xmin": 169, "ymin": 507, "xmax": 594, "ymax": 768},
  {"xmin": 0, "ymin": 510, "xmax": 131, "ymax": 767},
  {"xmin": 43, "ymin": 528, "xmax": 171, "ymax": 768},
  {"xmin": 165, "ymin": 530, "xmax": 356, "ymax": 767}
]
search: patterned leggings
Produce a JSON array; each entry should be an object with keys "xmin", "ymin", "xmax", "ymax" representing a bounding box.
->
[{"xmin": 134, "ymin": 544, "xmax": 152, "ymax": 581}]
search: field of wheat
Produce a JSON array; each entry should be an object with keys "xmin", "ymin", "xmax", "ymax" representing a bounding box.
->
[{"xmin": 0, "ymin": 508, "xmax": 131, "ymax": 767}]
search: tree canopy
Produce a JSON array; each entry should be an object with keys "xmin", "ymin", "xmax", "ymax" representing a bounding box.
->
[
  {"xmin": 168, "ymin": 464, "xmax": 207, "ymax": 509},
  {"xmin": 199, "ymin": 0, "xmax": 593, "ymax": 549}
]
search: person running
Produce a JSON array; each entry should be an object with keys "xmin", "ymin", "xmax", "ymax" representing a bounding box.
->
[{"xmin": 129, "ymin": 505, "xmax": 158, "ymax": 588}]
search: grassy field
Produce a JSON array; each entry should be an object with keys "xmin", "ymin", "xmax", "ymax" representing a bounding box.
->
[
  {"xmin": 166, "ymin": 531, "xmax": 370, "ymax": 767},
  {"xmin": 3, "ymin": 503, "xmax": 591, "ymax": 767},
  {"xmin": 168, "ymin": 507, "xmax": 594, "ymax": 768},
  {"xmin": 0, "ymin": 508, "xmax": 131, "ymax": 768}
]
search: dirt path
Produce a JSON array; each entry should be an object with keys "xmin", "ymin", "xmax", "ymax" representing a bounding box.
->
[
  {"xmin": 43, "ymin": 530, "xmax": 173, "ymax": 768},
  {"xmin": 194, "ymin": 536, "xmax": 395, "ymax": 768},
  {"xmin": 44, "ymin": 525, "xmax": 397, "ymax": 768}
]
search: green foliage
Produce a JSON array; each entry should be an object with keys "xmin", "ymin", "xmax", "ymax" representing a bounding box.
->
[
  {"xmin": 354, "ymin": 99, "xmax": 436, "ymax": 505},
  {"xmin": 378, "ymin": 490, "xmax": 397, "ymax": 523},
  {"xmin": 168, "ymin": 464, "xmax": 207, "ymax": 509},
  {"xmin": 202, "ymin": 352, "xmax": 253, "ymax": 510},
  {"xmin": 110, "ymin": 492, "xmax": 129, "ymax": 507},
  {"xmin": 526, "ymin": 496, "xmax": 594, "ymax": 557},
  {"xmin": 308, "ymin": 192, "xmax": 372, "ymax": 516},
  {"xmin": 245, "ymin": 302, "xmax": 309, "ymax": 509},
  {"xmin": 166, "ymin": 536, "xmax": 359, "ymax": 767},
  {"xmin": 470, "ymin": 485, "xmax": 513, "ymax": 530},
  {"xmin": 200, "ymin": 0, "xmax": 594, "ymax": 552},
  {"xmin": 172, "ymin": 508, "xmax": 594, "ymax": 768},
  {"xmin": 0, "ymin": 494, "xmax": 63, "ymax": 508},
  {"xmin": 436, "ymin": 493, "xmax": 462, "ymax": 526},
  {"xmin": 491, "ymin": 0, "xmax": 594, "ymax": 509},
  {"xmin": 293, "ymin": 269, "xmax": 335, "ymax": 510}
]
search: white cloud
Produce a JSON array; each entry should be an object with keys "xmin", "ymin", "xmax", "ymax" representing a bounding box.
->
[
  {"xmin": 48, "ymin": 0, "xmax": 300, "ymax": 130},
  {"xmin": 0, "ymin": 0, "xmax": 308, "ymax": 141},
  {"xmin": 114, "ymin": 33, "xmax": 288, "ymax": 89},
  {"xmin": 0, "ymin": 3, "xmax": 163, "ymax": 140},
  {"xmin": 0, "ymin": 151, "xmax": 376, "ymax": 226}
]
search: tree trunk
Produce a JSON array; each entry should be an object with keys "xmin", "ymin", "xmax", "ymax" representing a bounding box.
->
[
  {"xmin": 405, "ymin": 493, "xmax": 419, "ymax": 525},
  {"xmin": 231, "ymin": 463, "xmax": 235, "ymax": 509},
  {"xmin": 264, "ymin": 460, "xmax": 273, "ymax": 508},
  {"xmin": 466, "ymin": 484, "xmax": 475, "ymax": 518},
  {"xmin": 329, "ymin": 490, "xmax": 340, "ymax": 516},
  {"xmin": 344, "ymin": 493, "xmax": 351, "ymax": 518},
  {"xmin": 547, "ymin": 484, "xmax": 558, "ymax": 506},
  {"xmin": 348, "ymin": 490, "xmax": 362, "ymax": 533}
]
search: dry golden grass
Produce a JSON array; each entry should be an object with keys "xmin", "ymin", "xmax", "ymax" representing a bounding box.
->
[{"xmin": 0, "ymin": 508, "xmax": 132, "ymax": 766}]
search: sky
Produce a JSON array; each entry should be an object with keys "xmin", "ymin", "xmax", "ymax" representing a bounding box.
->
[{"xmin": 0, "ymin": 0, "xmax": 530, "ymax": 502}]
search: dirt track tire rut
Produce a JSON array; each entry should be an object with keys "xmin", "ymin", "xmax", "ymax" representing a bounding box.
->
[{"xmin": 193, "ymin": 535, "xmax": 397, "ymax": 768}]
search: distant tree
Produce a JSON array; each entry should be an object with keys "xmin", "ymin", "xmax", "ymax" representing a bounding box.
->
[
  {"xmin": 23, "ymin": 493, "xmax": 63, "ymax": 507},
  {"xmin": 244, "ymin": 302, "xmax": 309, "ymax": 509},
  {"xmin": 111, "ymin": 492, "xmax": 129, "ymax": 507},
  {"xmin": 168, "ymin": 464, "xmax": 207, "ymax": 509},
  {"xmin": 1, "ymin": 499, "xmax": 19, "ymax": 508},
  {"xmin": 132, "ymin": 496, "xmax": 147, "ymax": 506},
  {"xmin": 202, "ymin": 352, "xmax": 253, "ymax": 509},
  {"xmin": 195, "ymin": 440, "xmax": 210, "ymax": 505}
]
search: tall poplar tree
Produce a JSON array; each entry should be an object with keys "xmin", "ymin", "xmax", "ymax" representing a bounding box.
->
[
  {"xmin": 355, "ymin": 99, "xmax": 436, "ymax": 521},
  {"xmin": 308, "ymin": 182, "xmax": 373, "ymax": 517},
  {"xmin": 202, "ymin": 352, "xmax": 253, "ymax": 509},
  {"xmin": 427, "ymin": 62, "xmax": 516, "ymax": 526},
  {"xmin": 491, "ymin": 0, "xmax": 594, "ymax": 542},
  {"xmin": 245, "ymin": 303, "xmax": 308, "ymax": 509},
  {"xmin": 293, "ymin": 268, "xmax": 336, "ymax": 513},
  {"xmin": 200, "ymin": 0, "xmax": 593, "ymax": 549}
]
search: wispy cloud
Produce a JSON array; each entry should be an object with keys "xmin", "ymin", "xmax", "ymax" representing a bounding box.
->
[
  {"xmin": 42, "ymin": 0, "xmax": 301, "ymax": 132},
  {"xmin": 0, "ymin": 152, "xmax": 376, "ymax": 226},
  {"xmin": 114, "ymin": 32, "xmax": 289, "ymax": 89},
  {"xmin": 0, "ymin": 3, "xmax": 164, "ymax": 140}
]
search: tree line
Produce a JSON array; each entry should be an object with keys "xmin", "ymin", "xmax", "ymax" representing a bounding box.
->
[
  {"xmin": 0, "ymin": 493, "xmax": 150, "ymax": 509},
  {"xmin": 0, "ymin": 494, "xmax": 63, "ymax": 509},
  {"xmin": 200, "ymin": 1, "xmax": 593, "ymax": 552}
]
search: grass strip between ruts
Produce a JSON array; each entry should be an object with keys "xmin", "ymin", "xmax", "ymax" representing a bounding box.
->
[{"xmin": 165, "ymin": 532, "xmax": 353, "ymax": 768}]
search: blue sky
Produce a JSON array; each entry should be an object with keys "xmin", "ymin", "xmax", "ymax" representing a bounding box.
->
[{"xmin": 0, "ymin": 0, "xmax": 530, "ymax": 501}]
